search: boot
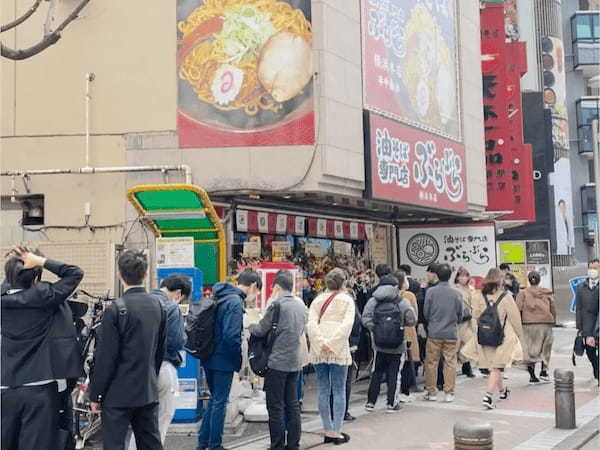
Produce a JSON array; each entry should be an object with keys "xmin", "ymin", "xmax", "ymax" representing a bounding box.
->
[
  {"xmin": 462, "ymin": 362, "xmax": 475, "ymax": 378},
  {"xmin": 528, "ymin": 365, "xmax": 540, "ymax": 384}
]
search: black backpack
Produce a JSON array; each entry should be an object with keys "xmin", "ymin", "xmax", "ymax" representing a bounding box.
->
[
  {"xmin": 248, "ymin": 302, "xmax": 281, "ymax": 377},
  {"xmin": 185, "ymin": 295, "xmax": 235, "ymax": 360},
  {"xmin": 477, "ymin": 291, "xmax": 508, "ymax": 347},
  {"xmin": 372, "ymin": 298, "xmax": 404, "ymax": 349}
]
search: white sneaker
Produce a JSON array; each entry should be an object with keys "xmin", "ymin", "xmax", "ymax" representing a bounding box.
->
[
  {"xmin": 445, "ymin": 394, "xmax": 455, "ymax": 403},
  {"xmin": 365, "ymin": 403, "xmax": 375, "ymax": 412},
  {"xmin": 397, "ymin": 394, "xmax": 413, "ymax": 403},
  {"xmin": 423, "ymin": 393, "xmax": 437, "ymax": 401}
]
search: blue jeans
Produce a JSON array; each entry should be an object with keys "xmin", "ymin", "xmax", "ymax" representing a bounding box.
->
[
  {"xmin": 314, "ymin": 364, "xmax": 348, "ymax": 433},
  {"xmin": 198, "ymin": 369, "xmax": 233, "ymax": 449}
]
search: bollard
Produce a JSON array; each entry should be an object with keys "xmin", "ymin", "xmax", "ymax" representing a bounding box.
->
[
  {"xmin": 554, "ymin": 368, "xmax": 576, "ymax": 429},
  {"xmin": 454, "ymin": 422, "xmax": 493, "ymax": 450}
]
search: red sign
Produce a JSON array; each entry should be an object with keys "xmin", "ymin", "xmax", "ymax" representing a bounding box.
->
[
  {"xmin": 367, "ymin": 114, "xmax": 467, "ymax": 212},
  {"xmin": 176, "ymin": 0, "xmax": 315, "ymax": 148},
  {"xmin": 481, "ymin": 3, "xmax": 535, "ymax": 222},
  {"xmin": 360, "ymin": 0, "xmax": 461, "ymax": 141}
]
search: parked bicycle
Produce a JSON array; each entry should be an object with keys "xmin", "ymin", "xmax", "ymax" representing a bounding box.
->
[{"xmin": 68, "ymin": 289, "xmax": 115, "ymax": 449}]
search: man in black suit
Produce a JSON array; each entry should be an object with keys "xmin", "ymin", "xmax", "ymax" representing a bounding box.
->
[
  {"xmin": 90, "ymin": 250, "xmax": 166, "ymax": 450},
  {"xmin": 1, "ymin": 246, "xmax": 84, "ymax": 450}
]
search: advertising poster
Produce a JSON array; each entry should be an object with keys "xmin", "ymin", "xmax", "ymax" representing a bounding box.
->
[
  {"xmin": 177, "ymin": 378, "xmax": 198, "ymax": 410},
  {"xmin": 156, "ymin": 237, "xmax": 195, "ymax": 268},
  {"xmin": 367, "ymin": 113, "xmax": 467, "ymax": 211},
  {"xmin": 361, "ymin": 0, "xmax": 461, "ymax": 141},
  {"xmin": 398, "ymin": 223, "xmax": 497, "ymax": 285},
  {"xmin": 177, "ymin": 1, "xmax": 315, "ymax": 148},
  {"xmin": 550, "ymin": 158, "xmax": 576, "ymax": 256},
  {"xmin": 497, "ymin": 240, "xmax": 553, "ymax": 289}
]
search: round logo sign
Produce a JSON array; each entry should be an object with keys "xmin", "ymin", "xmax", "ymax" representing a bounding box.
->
[{"xmin": 406, "ymin": 233, "xmax": 439, "ymax": 266}]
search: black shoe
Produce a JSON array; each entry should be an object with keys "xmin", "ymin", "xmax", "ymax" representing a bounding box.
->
[
  {"xmin": 324, "ymin": 433, "xmax": 351, "ymax": 445},
  {"xmin": 529, "ymin": 375, "xmax": 541, "ymax": 384},
  {"xmin": 499, "ymin": 387, "xmax": 510, "ymax": 400},
  {"xmin": 197, "ymin": 446, "xmax": 207, "ymax": 450},
  {"xmin": 343, "ymin": 412, "xmax": 356, "ymax": 421},
  {"xmin": 462, "ymin": 362, "xmax": 475, "ymax": 378}
]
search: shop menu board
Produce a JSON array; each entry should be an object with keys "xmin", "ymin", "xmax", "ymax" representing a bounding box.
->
[
  {"xmin": 497, "ymin": 240, "xmax": 553, "ymax": 290},
  {"xmin": 177, "ymin": 0, "xmax": 315, "ymax": 147},
  {"xmin": 156, "ymin": 237, "xmax": 195, "ymax": 268},
  {"xmin": 367, "ymin": 114, "xmax": 467, "ymax": 211},
  {"xmin": 361, "ymin": 0, "xmax": 461, "ymax": 141},
  {"xmin": 398, "ymin": 223, "xmax": 497, "ymax": 286}
]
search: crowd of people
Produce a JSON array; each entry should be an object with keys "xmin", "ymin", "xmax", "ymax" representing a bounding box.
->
[{"xmin": 1, "ymin": 246, "xmax": 599, "ymax": 450}]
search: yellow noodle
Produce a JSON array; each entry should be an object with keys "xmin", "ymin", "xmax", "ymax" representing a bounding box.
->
[{"xmin": 178, "ymin": 0, "xmax": 312, "ymax": 115}]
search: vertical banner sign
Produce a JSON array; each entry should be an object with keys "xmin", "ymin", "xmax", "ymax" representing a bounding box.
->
[
  {"xmin": 368, "ymin": 114, "xmax": 467, "ymax": 211},
  {"xmin": 541, "ymin": 36, "xmax": 575, "ymax": 256},
  {"xmin": 177, "ymin": 1, "xmax": 315, "ymax": 148},
  {"xmin": 398, "ymin": 224, "xmax": 497, "ymax": 287},
  {"xmin": 361, "ymin": 0, "xmax": 461, "ymax": 141},
  {"xmin": 480, "ymin": 3, "xmax": 535, "ymax": 221}
]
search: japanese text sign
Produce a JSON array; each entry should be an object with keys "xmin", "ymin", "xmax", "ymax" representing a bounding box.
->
[{"xmin": 367, "ymin": 114, "xmax": 467, "ymax": 211}]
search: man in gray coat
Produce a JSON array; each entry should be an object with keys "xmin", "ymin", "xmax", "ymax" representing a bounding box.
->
[
  {"xmin": 423, "ymin": 263, "xmax": 463, "ymax": 402},
  {"xmin": 362, "ymin": 274, "xmax": 416, "ymax": 412},
  {"xmin": 250, "ymin": 270, "xmax": 308, "ymax": 450}
]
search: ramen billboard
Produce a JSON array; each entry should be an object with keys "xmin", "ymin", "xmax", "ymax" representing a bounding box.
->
[
  {"xmin": 360, "ymin": 0, "xmax": 461, "ymax": 141},
  {"xmin": 176, "ymin": 1, "xmax": 315, "ymax": 148}
]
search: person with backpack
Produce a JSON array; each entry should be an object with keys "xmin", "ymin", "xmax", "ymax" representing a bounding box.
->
[
  {"xmin": 362, "ymin": 274, "xmax": 416, "ymax": 412},
  {"xmin": 575, "ymin": 259, "xmax": 600, "ymax": 385},
  {"xmin": 463, "ymin": 268, "xmax": 524, "ymax": 410},
  {"xmin": 249, "ymin": 270, "xmax": 307, "ymax": 450},
  {"xmin": 1, "ymin": 247, "xmax": 84, "ymax": 450},
  {"xmin": 307, "ymin": 268, "xmax": 355, "ymax": 445},
  {"xmin": 515, "ymin": 271, "xmax": 556, "ymax": 384},
  {"xmin": 422, "ymin": 264, "xmax": 463, "ymax": 403},
  {"xmin": 128, "ymin": 274, "xmax": 190, "ymax": 450},
  {"xmin": 197, "ymin": 269, "xmax": 261, "ymax": 450},
  {"xmin": 89, "ymin": 250, "xmax": 166, "ymax": 450}
]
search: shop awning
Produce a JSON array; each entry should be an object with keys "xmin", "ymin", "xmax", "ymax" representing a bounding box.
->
[{"xmin": 127, "ymin": 184, "xmax": 226, "ymax": 285}]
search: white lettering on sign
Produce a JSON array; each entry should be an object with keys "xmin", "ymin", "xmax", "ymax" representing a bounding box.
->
[
  {"xmin": 413, "ymin": 141, "xmax": 464, "ymax": 203},
  {"xmin": 376, "ymin": 128, "xmax": 410, "ymax": 188}
]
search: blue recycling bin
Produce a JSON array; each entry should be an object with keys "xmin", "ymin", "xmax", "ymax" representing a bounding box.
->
[{"xmin": 157, "ymin": 267, "xmax": 204, "ymax": 423}]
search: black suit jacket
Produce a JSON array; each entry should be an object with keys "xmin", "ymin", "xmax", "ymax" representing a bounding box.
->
[
  {"xmin": 1, "ymin": 259, "xmax": 84, "ymax": 387},
  {"xmin": 89, "ymin": 287, "xmax": 166, "ymax": 408}
]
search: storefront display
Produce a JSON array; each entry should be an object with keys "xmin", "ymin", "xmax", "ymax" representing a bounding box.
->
[{"xmin": 497, "ymin": 239, "xmax": 553, "ymax": 289}]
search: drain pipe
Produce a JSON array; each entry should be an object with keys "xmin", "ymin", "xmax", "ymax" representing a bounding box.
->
[
  {"xmin": 1, "ymin": 165, "xmax": 193, "ymax": 184},
  {"xmin": 85, "ymin": 72, "xmax": 95, "ymax": 168}
]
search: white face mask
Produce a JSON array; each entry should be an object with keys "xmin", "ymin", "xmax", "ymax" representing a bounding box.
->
[
  {"xmin": 402, "ymin": 280, "xmax": 409, "ymax": 291},
  {"xmin": 588, "ymin": 269, "xmax": 599, "ymax": 280}
]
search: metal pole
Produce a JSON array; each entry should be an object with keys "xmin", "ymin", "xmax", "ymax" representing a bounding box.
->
[
  {"xmin": 554, "ymin": 368, "xmax": 576, "ymax": 429},
  {"xmin": 592, "ymin": 119, "xmax": 600, "ymax": 259},
  {"xmin": 453, "ymin": 422, "xmax": 493, "ymax": 450},
  {"xmin": 85, "ymin": 73, "xmax": 95, "ymax": 168}
]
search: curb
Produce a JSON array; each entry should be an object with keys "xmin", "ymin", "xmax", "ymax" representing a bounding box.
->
[{"xmin": 553, "ymin": 416, "xmax": 600, "ymax": 450}]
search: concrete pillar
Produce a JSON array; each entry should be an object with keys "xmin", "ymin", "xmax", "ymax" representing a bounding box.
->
[
  {"xmin": 453, "ymin": 422, "xmax": 493, "ymax": 450},
  {"xmin": 554, "ymin": 368, "xmax": 576, "ymax": 429}
]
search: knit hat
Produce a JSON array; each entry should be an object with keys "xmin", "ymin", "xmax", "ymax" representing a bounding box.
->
[{"xmin": 379, "ymin": 274, "xmax": 399, "ymax": 286}]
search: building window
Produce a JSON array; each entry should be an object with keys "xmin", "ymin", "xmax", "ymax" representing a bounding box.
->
[
  {"xmin": 572, "ymin": 13, "xmax": 600, "ymax": 43},
  {"xmin": 581, "ymin": 185, "xmax": 597, "ymax": 243},
  {"xmin": 0, "ymin": 194, "xmax": 45, "ymax": 226},
  {"xmin": 576, "ymin": 97, "xmax": 600, "ymax": 153}
]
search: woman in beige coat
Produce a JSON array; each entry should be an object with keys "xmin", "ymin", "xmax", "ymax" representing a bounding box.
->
[
  {"xmin": 462, "ymin": 268, "xmax": 524, "ymax": 409},
  {"xmin": 454, "ymin": 267, "xmax": 475, "ymax": 378}
]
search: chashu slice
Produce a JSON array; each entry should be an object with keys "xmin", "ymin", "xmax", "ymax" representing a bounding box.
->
[{"xmin": 258, "ymin": 31, "xmax": 313, "ymax": 103}]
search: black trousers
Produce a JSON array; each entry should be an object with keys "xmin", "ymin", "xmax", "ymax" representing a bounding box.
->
[
  {"xmin": 586, "ymin": 344, "xmax": 599, "ymax": 380},
  {"xmin": 367, "ymin": 352, "xmax": 402, "ymax": 406},
  {"xmin": 1, "ymin": 382, "xmax": 61, "ymax": 450},
  {"xmin": 101, "ymin": 402, "xmax": 162, "ymax": 450},
  {"xmin": 264, "ymin": 369, "xmax": 301, "ymax": 450},
  {"xmin": 400, "ymin": 359, "xmax": 417, "ymax": 395}
]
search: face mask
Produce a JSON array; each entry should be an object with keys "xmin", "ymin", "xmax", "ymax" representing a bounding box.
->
[
  {"xmin": 402, "ymin": 281, "xmax": 409, "ymax": 291},
  {"xmin": 588, "ymin": 269, "xmax": 599, "ymax": 280}
]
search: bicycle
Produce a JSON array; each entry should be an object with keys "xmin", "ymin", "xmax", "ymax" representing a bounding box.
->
[{"xmin": 69, "ymin": 289, "xmax": 115, "ymax": 449}]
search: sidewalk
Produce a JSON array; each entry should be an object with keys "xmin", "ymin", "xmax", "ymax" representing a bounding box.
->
[{"xmin": 224, "ymin": 327, "xmax": 599, "ymax": 450}]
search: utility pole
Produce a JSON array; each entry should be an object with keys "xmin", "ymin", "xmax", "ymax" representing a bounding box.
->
[{"xmin": 593, "ymin": 119, "xmax": 600, "ymax": 259}]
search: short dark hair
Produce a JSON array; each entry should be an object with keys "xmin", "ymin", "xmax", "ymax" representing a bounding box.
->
[
  {"xmin": 398, "ymin": 264, "xmax": 412, "ymax": 275},
  {"xmin": 4, "ymin": 254, "xmax": 43, "ymax": 289},
  {"xmin": 273, "ymin": 270, "xmax": 294, "ymax": 292},
  {"xmin": 589, "ymin": 259, "xmax": 600, "ymax": 267},
  {"xmin": 558, "ymin": 199, "xmax": 566, "ymax": 206},
  {"xmin": 499, "ymin": 263, "xmax": 510, "ymax": 271},
  {"xmin": 426, "ymin": 263, "xmax": 440, "ymax": 274},
  {"xmin": 237, "ymin": 269, "xmax": 262, "ymax": 289},
  {"xmin": 528, "ymin": 270, "xmax": 541, "ymax": 286},
  {"xmin": 118, "ymin": 250, "xmax": 148, "ymax": 286},
  {"xmin": 160, "ymin": 274, "xmax": 192, "ymax": 298},
  {"xmin": 375, "ymin": 264, "xmax": 392, "ymax": 278},
  {"xmin": 392, "ymin": 270, "xmax": 406, "ymax": 288},
  {"xmin": 325, "ymin": 268, "xmax": 347, "ymax": 291},
  {"xmin": 437, "ymin": 264, "xmax": 452, "ymax": 282}
]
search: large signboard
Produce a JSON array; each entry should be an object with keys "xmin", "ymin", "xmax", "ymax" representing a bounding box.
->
[
  {"xmin": 177, "ymin": 1, "xmax": 315, "ymax": 148},
  {"xmin": 398, "ymin": 223, "xmax": 497, "ymax": 286},
  {"xmin": 367, "ymin": 113, "xmax": 467, "ymax": 211},
  {"xmin": 497, "ymin": 240, "xmax": 553, "ymax": 289},
  {"xmin": 361, "ymin": 0, "xmax": 461, "ymax": 141}
]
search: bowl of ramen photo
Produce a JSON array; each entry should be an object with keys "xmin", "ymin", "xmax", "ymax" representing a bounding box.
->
[{"xmin": 177, "ymin": 0, "xmax": 313, "ymax": 132}]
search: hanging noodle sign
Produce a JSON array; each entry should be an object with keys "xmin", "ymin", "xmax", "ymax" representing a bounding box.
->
[{"xmin": 176, "ymin": 0, "xmax": 315, "ymax": 148}]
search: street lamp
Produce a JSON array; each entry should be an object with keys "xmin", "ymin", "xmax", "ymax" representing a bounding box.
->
[{"xmin": 593, "ymin": 119, "xmax": 600, "ymax": 259}]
